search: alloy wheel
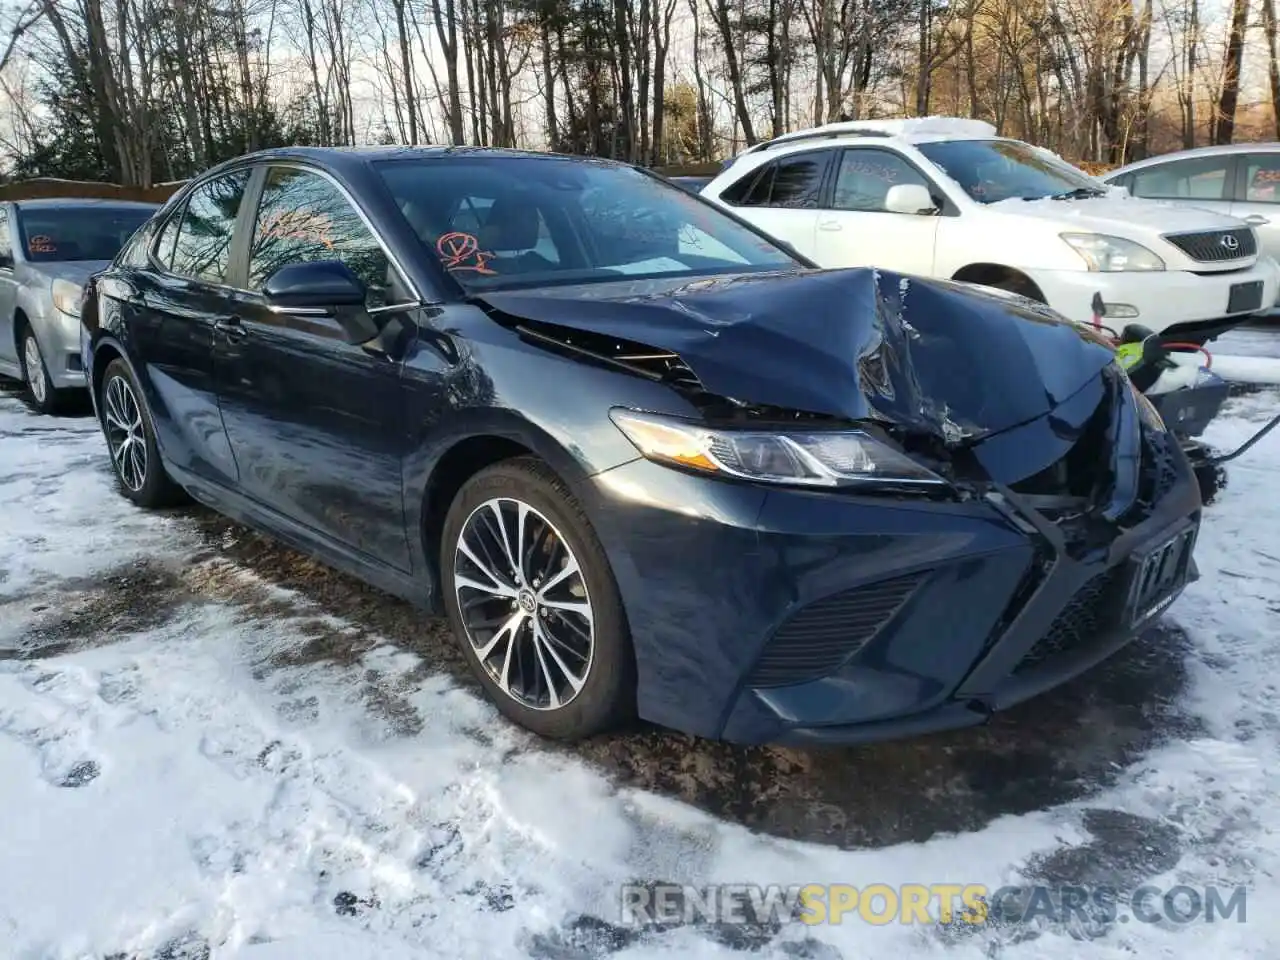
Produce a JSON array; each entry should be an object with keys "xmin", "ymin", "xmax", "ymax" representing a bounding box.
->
[
  {"xmin": 103, "ymin": 375, "xmax": 148, "ymax": 492},
  {"xmin": 23, "ymin": 334, "xmax": 47, "ymax": 406},
  {"xmin": 453, "ymin": 497, "xmax": 594, "ymax": 710}
]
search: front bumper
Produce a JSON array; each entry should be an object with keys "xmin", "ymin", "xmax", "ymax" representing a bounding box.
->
[
  {"xmin": 1028, "ymin": 256, "xmax": 1280, "ymax": 339},
  {"xmin": 32, "ymin": 309, "xmax": 87, "ymax": 390},
  {"xmin": 587, "ymin": 429, "xmax": 1202, "ymax": 746}
]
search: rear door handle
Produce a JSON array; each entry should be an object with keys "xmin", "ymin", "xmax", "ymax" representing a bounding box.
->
[
  {"xmin": 817, "ymin": 218, "xmax": 843, "ymax": 232},
  {"xmin": 1243, "ymin": 214, "xmax": 1270, "ymax": 226},
  {"xmin": 214, "ymin": 316, "xmax": 247, "ymax": 342}
]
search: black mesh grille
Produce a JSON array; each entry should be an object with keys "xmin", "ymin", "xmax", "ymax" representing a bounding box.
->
[
  {"xmin": 1013, "ymin": 567, "xmax": 1128, "ymax": 673},
  {"xmin": 747, "ymin": 572, "xmax": 926, "ymax": 688},
  {"xmin": 1164, "ymin": 228, "xmax": 1256, "ymax": 263},
  {"xmin": 1137, "ymin": 428, "xmax": 1182, "ymax": 509}
]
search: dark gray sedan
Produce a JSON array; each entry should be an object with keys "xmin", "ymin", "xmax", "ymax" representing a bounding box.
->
[{"xmin": 0, "ymin": 198, "xmax": 157, "ymax": 413}]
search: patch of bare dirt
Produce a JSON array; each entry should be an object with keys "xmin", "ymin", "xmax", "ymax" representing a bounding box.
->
[{"xmin": 2, "ymin": 559, "xmax": 194, "ymax": 660}]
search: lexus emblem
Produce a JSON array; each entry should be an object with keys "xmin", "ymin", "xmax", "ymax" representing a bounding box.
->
[{"xmin": 1220, "ymin": 233, "xmax": 1241, "ymax": 252}]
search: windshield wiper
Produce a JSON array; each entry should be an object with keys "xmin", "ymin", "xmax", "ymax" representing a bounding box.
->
[{"xmin": 1045, "ymin": 187, "xmax": 1107, "ymax": 200}]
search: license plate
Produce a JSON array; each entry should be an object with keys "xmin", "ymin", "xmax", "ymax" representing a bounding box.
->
[
  {"xmin": 1227, "ymin": 280, "xmax": 1264, "ymax": 314},
  {"xmin": 1126, "ymin": 525, "xmax": 1197, "ymax": 627}
]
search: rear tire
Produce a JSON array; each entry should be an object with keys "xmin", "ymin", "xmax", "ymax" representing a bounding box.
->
[
  {"xmin": 19, "ymin": 326, "xmax": 72, "ymax": 416},
  {"xmin": 440, "ymin": 456, "xmax": 635, "ymax": 740},
  {"xmin": 98, "ymin": 358, "xmax": 188, "ymax": 508}
]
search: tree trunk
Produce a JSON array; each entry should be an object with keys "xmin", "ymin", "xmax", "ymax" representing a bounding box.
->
[
  {"xmin": 432, "ymin": 0, "xmax": 466, "ymax": 143},
  {"xmin": 1263, "ymin": 0, "xmax": 1280, "ymax": 139},
  {"xmin": 709, "ymin": 0, "xmax": 756, "ymax": 143},
  {"xmin": 393, "ymin": 0, "xmax": 418, "ymax": 142},
  {"xmin": 1214, "ymin": 0, "xmax": 1248, "ymax": 143}
]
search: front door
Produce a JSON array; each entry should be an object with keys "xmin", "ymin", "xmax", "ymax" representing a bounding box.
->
[
  {"xmin": 809, "ymin": 147, "xmax": 941, "ymax": 275},
  {"xmin": 215, "ymin": 164, "xmax": 415, "ymax": 571}
]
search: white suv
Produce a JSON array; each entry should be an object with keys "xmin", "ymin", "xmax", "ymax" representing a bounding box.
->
[{"xmin": 701, "ymin": 118, "xmax": 1280, "ymax": 340}]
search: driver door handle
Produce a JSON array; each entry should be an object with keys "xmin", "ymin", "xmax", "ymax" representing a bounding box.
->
[
  {"xmin": 817, "ymin": 217, "xmax": 844, "ymax": 232},
  {"xmin": 215, "ymin": 315, "xmax": 247, "ymax": 342}
]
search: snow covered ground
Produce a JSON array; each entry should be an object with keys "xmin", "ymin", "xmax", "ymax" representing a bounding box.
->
[{"xmin": 2, "ymin": 385, "xmax": 1280, "ymax": 960}]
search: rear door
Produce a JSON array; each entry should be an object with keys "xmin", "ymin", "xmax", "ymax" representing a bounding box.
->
[
  {"xmin": 1230, "ymin": 152, "xmax": 1280, "ymax": 264},
  {"xmin": 812, "ymin": 146, "xmax": 943, "ymax": 274},
  {"xmin": 118, "ymin": 170, "xmax": 251, "ymax": 485},
  {"xmin": 0, "ymin": 205, "xmax": 17, "ymax": 376},
  {"xmin": 716, "ymin": 149, "xmax": 832, "ymax": 258},
  {"xmin": 215, "ymin": 164, "xmax": 415, "ymax": 571}
]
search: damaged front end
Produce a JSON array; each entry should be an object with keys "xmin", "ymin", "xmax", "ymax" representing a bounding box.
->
[
  {"xmin": 478, "ymin": 267, "xmax": 1178, "ymax": 515},
  {"xmin": 475, "ymin": 267, "xmax": 1202, "ymax": 742}
]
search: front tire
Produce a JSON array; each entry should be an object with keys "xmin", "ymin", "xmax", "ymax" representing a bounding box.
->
[
  {"xmin": 440, "ymin": 457, "xmax": 635, "ymax": 740},
  {"xmin": 98, "ymin": 358, "xmax": 187, "ymax": 508},
  {"xmin": 20, "ymin": 327, "xmax": 71, "ymax": 415}
]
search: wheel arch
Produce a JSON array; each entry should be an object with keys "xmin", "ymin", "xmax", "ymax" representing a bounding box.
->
[
  {"xmin": 412, "ymin": 414, "xmax": 604, "ymax": 608},
  {"xmin": 951, "ymin": 263, "xmax": 1047, "ymax": 302}
]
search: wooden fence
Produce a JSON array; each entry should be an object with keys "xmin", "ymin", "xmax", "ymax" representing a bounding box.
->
[{"xmin": 0, "ymin": 178, "xmax": 185, "ymax": 203}]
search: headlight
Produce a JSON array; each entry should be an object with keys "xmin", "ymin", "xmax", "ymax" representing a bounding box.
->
[
  {"xmin": 1061, "ymin": 233, "xmax": 1165, "ymax": 272},
  {"xmin": 1130, "ymin": 381, "xmax": 1166, "ymax": 432},
  {"xmin": 51, "ymin": 278, "xmax": 84, "ymax": 317},
  {"xmin": 609, "ymin": 408, "xmax": 948, "ymax": 489}
]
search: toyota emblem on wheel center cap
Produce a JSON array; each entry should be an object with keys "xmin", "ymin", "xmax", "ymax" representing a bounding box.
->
[
  {"xmin": 518, "ymin": 589, "xmax": 537, "ymax": 613},
  {"xmin": 1220, "ymin": 233, "xmax": 1241, "ymax": 252}
]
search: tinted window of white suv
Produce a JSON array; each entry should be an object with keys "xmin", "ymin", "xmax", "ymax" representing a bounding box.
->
[{"xmin": 723, "ymin": 151, "xmax": 830, "ymax": 208}]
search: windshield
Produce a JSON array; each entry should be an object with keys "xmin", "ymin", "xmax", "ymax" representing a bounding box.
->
[
  {"xmin": 916, "ymin": 139, "xmax": 1105, "ymax": 204},
  {"xmin": 376, "ymin": 156, "xmax": 799, "ymax": 291},
  {"xmin": 17, "ymin": 205, "xmax": 156, "ymax": 263}
]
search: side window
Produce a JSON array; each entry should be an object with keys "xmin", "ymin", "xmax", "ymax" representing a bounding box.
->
[
  {"xmin": 119, "ymin": 219, "xmax": 157, "ymax": 267},
  {"xmin": 726, "ymin": 152, "xmax": 829, "ymax": 208},
  {"xmin": 0, "ymin": 206, "xmax": 11, "ymax": 264},
  {"xmin": 248, "ymin": 167, "xmax": 399, "ymax": 307},
  {"xmin": 153, "ymin": 208, "xmax": 183, "ymax": 269},
  {"xmin": 832, "ymin": 150, "xmax": 932, "ymax": 212},
  {"xmin": 1131, "ymin": 157, "xmax": 1232, "ymax": 201},
  {"xmin": 1243, "ymin": 155, "xmax": 1280, "ymax": 203},
  {"xmin": 170, "ymin": 171, "xmax": 250, "ymax": 283}
]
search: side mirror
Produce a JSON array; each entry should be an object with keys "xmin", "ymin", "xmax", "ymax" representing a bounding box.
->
[
  {"xmin": 884, "ymin": 183, "xmax": 939, "ymax": 216},
  {"xmin": 263, "ymin": 260, "xmax": 379, "ymax": 344}
]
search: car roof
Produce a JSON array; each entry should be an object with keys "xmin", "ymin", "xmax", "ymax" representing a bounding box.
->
[
  {"xmin": 227, "ymin": 144, "xmax": 630, "ymax": 174},
  {"xmin": 741, "ymin": 117, "xmax": 1003, "ymax": 157},
  {"xmin": 1105, "ymin": 141, "xmax": 1280, "ymax": 177},
  {"xmin": 12, "ymin": 197, "xmax": 160, "ymax": 210}
]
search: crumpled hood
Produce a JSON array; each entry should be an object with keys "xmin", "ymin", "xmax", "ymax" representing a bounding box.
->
[{"xmin": 478, "ymin": 268, "xmax": 1118, "ymax": 443}]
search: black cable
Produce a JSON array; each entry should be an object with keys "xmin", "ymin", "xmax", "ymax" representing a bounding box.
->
[{"xmin": 1208, "ymin": 412, "xmax": 1280, "ymax": 465}]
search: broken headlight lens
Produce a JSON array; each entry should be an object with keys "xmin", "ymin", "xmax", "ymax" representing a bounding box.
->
[{"xmin": 609, "ymin": 408, "xmax": 948, "ymax": 489}]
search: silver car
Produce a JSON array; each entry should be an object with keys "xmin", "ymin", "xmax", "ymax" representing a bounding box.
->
[
  {"xmin": 0, "ymin": 198, "xmax": 158, "ymax": 413},
  {"xmin": 1102, "ymin": 142, "xmax": 1280, "ymax": 265}
]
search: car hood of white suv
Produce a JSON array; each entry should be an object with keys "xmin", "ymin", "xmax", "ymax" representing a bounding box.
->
[{"xmin": 991, "ymin": 193, "xmax": 1247, "ymax": 235}]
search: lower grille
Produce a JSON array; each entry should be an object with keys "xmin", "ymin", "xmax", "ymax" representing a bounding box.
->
[
  {"xmin": 747, "ymin": 572, "xmax": 926, "ymax": 688},
  {"xmin": 1013, "ymin": 567, "xmax": 1127, "ymax": 673},
  {"xmin": 1164, "ymin": 228, "xmax": 1256, "ymax": 263}
]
